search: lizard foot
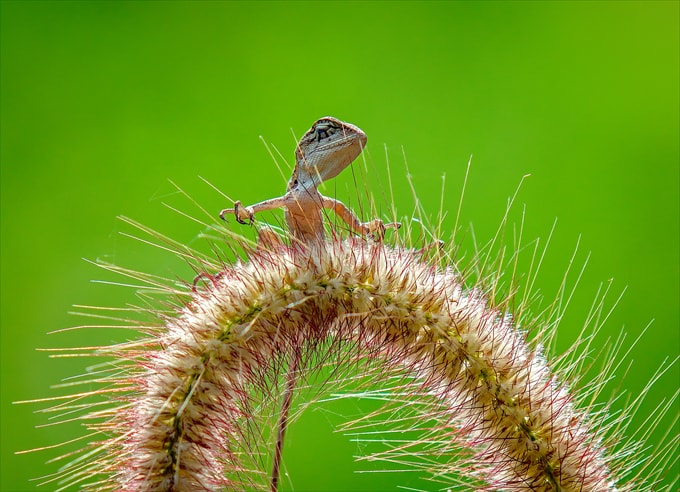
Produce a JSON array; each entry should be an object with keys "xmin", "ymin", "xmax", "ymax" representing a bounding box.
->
[
  {"xmin": 219, "ymin": 200, "xmax": 254, "ymax": 225},
  {"xmin": 364, "ymin": 219, "xmax": 401, "ymax": 242}
]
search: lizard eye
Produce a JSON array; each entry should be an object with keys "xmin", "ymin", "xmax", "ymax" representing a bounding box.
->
[{"xmin": 314, "ymin": 120, "xmax": 339, "ymax": 142}]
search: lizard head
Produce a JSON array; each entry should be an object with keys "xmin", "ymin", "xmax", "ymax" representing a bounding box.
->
[{"xmin": 288, "ymin": 117, "xmax": 367, "ymax": 191}]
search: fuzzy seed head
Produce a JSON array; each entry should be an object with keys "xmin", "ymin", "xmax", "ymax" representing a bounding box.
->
[{"xmin": 97, "ymin": 238, "xmax": 616, "ymax": 491}]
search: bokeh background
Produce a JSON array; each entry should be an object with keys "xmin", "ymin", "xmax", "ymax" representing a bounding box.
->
[{"xmin": 2, "ymin": 1, "xmax": 678, "ymax": 491}]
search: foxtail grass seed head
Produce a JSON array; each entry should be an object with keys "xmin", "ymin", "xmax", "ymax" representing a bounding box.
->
[{"xmin": 21, "ymin": 118, "xmax": 678, "ymax": 491}]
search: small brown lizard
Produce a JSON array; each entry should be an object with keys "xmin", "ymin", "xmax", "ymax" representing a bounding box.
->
[{"xmin": 220, "ymin": 116, "xmax": 400, "ymax": 245}]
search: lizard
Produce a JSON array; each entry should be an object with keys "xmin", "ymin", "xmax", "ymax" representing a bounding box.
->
[{"xmin": 219, "ymin": 116, "xmax": 401, "ymax": 245}]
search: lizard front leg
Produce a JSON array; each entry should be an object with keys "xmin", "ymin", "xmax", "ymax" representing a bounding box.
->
[
  {"xmin": 220, "ymin": 196, "xmax": 288, "ymax": 224},
  {"xmin": 321, "ymin": 196, "xmax": 400, "ymax": 241}
]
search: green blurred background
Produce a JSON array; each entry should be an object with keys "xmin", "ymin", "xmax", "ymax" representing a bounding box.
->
[{"xmin": 2, "ymin": 1, "xmax": 678, "ymax": 490}]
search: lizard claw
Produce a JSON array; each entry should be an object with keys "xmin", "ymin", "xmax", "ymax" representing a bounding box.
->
[
  {"xmin": 219, "ymin": 200, "xmax": 254, "ymax": 224},
  {"xmin": 219, "ymin": 208, "xmax": 232, "ymax": 221},
  {"xmin": 365, "ymin": 220, "xmax": 401, "ymax": 242}
]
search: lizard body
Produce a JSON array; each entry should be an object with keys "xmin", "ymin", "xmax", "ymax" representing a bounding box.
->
[{"xmin": 220, "ymin": 117, "xmax": 400, "ymax": 244}]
